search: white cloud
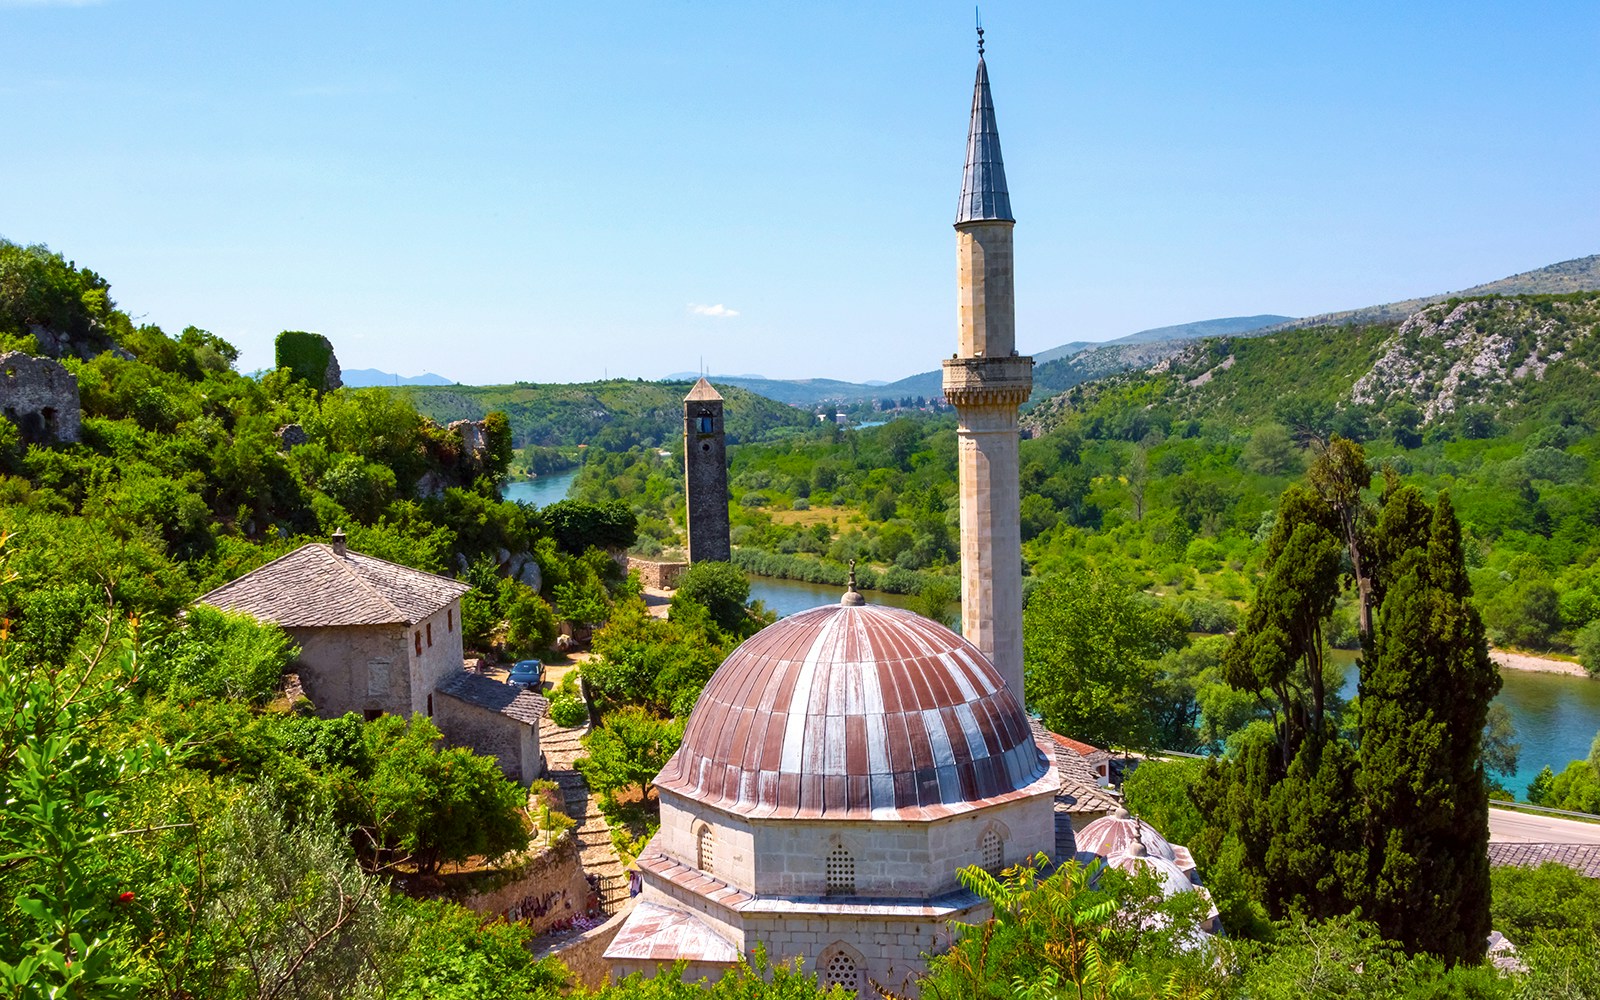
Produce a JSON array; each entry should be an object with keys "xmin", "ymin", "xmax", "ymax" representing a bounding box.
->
[{"xmin": 688, "ymin": 303, "xmax": 739, "ymax": 319}]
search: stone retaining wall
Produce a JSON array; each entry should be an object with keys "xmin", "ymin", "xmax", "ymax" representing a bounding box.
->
[
  {"xmin": 550, "ymin": 901, "xmax": 635, "ymax": 990},
  {"xmin": 437, "ymin": 835, "xmax": 593, "ymax": 938}
]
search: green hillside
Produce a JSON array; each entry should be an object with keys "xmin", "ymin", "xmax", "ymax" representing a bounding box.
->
[
  {"xmin": 1027, "ymin": 292, "xmax": 1600, "ymax": 435},
  {"xmin": 393, "ymin": 379, "xmax": 814, "ymax": 451}
]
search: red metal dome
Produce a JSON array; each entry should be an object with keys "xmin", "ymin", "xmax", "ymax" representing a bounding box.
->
[{"xmin": 654, "ymin": 602, "xmax": 1050, "ymax": 820}]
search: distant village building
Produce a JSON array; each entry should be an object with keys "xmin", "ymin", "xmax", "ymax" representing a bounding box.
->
[
  {"xmin": 0, "ymin": 351, "xmax": 81, "ymax": 445},
  {"xmin": 198, "ymin": 530, "xmax": 546, "ymax": 784},
  {"xmin": 683, "ymin": 378, "xmax": 731, "ymax": 562}
]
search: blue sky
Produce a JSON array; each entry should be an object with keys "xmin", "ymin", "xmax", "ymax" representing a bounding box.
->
[{"xmin": 3, "ymin": 1, "xmax": 1597, "ymax": 385}]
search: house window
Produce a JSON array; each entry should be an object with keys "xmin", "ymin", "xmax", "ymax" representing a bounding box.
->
[
  {"xmin": 414, "ymin": 630, "xmax": 422, "ymax": 655},
  {"xmin": 698, "ymin": 413, "xmax": 714, "ymax": 434},
  {"xmin": 981, "ymin": 829, "xmax": 1003, "ymax": 873},
  {"xmin": 427, "ymin": 694, "xmax": 433, "ymax": 717},
  {"xmin": 448, "ymin": 608, "xmax": 453, "ymax": 632},
  {"xmin": 426, "ymin": 623, "xmax": 433, "ymax": 647},
  {"xmin": 822, "ymin": 949, "xmax": 859, "ymax": 992},
  {"xmin": 825, "ymin": 844, "xmax": 855, "ymax": 895},
  {"xmin": 696, "ymin": 825, "xmax": 715, "ymax": 875},
  {"xmin": 363, "ymin": 709, "xmax": 382, "ymax": 722}
]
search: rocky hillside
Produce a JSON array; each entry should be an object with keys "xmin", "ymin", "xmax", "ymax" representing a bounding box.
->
[
  {"xmin": 1256, "ymin": 254, "xmax": 1600, "ymax": 334},
  {"xmin": 1024, "ymin": 292, "xmax": 1600, "ymax": 436}
]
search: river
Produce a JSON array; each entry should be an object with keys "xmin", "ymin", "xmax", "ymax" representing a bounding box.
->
[
  {"xmin": 742, "ymin": 574, "xmax": 1600, "ymax": 798},
  {"xmin": 502, "ymin": 468, "xmax": 579, "ymax": 508}
]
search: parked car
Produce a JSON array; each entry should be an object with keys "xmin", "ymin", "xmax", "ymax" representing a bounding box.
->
[{"xmin": 507, "ymin": 660, "xmax": 544, "ymax": 688}]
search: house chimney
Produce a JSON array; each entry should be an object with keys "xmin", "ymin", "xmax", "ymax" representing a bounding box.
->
[{"xmin": 331, "ymin": 528, "xmax": 347, "ymax": 557}]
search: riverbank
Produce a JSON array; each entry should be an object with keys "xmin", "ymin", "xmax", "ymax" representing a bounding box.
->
[{"xmin": 1493, "ymin": 649, "xmax": 1590, "ymax": 678}]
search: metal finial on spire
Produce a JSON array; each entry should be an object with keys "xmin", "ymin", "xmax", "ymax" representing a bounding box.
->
[
  {"xmin": 976, "ymin": 8, "xmax": 984, "ymax": 56},
  {"xmin": 842, "ymin": 559, "xmax": 865, "ymax": 606}
]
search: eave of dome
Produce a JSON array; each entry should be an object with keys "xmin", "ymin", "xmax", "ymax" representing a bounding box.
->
[{"xmin": 655, "ymin": 603, "xmax": 1053, "ymax": 820}]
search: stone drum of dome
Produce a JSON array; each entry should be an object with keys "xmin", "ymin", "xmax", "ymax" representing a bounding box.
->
[{"xmin": 655, "ymin": 603, "xmax": 1048, "ymax": 820}]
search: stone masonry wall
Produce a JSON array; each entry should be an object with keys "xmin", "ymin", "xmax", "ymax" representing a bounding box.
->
[
  {"xmin": 287, "ymin": 623, "xmax": 410, "ymax": 718},
  {"xmin": 0, "ymin": 352, "xmax": 80, "ymax": 445},
  {"xmin": 432, "ymin": 692, "xmax": 539, "ymax": 784},
  {"xmin": 683, "ymin": 398, "xmax": 730, "ymax": 562},
  {"xmin": 552, "ymin": 905, "xmax": 634, "ymax": 990},
  {"xmin": 627, "ymin": 558, "xmax": 688, "ymax": 590},
  {"xmin": 448, "ymin": 834, "xmax": 591, "ymax": 938}
]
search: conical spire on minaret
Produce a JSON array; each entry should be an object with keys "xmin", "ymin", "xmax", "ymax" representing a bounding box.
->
[{"xmin": 956, "ymin": 26, "xmax": 1013, "ymax": 224}]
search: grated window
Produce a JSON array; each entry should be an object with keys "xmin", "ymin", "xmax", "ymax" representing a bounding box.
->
[
  {"xmin": 825, "ymin": 844, "xmax": 855, "ymax": 895},
  {"xmin": 981, "ymin": 829, "xmax": 1003, "ymax": 873},
  {"xmin": 696, "ymin": 825, "xmax": 715, "ymax": 875},
  {"xmin": 823, "ymin": 951, "xmax": 858, "ymax": 991}
]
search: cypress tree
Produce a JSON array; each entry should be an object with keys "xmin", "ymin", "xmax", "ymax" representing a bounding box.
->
[{"xmin": 1357, "ymin": 491, "xmax": 1499, "ymax": 963}]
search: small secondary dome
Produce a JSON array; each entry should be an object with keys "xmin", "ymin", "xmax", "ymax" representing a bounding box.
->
[{"xmin": 655, "ymin": 603, "xmax": 1048, "ymax": 820}]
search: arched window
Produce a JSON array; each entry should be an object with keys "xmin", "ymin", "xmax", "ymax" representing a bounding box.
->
[
  {"xmin": 825, "ymin": 844, "xmax": 855, "ymax": 895},
  {"xmin": 696, "ymin": 824, "xmax": 715, "ymax": 875},
  {"xmin": 981, "ymin": 828, "xmax": 1003, "ymax": 873},
  {"xmin": 822, "ymin": 949, "xmax": 860, "ymax": 992}
]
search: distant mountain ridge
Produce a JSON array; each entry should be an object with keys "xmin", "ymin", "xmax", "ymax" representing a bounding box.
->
[
  {"xmin": 344, "ymin": 368, "xmax": 454, "ymax": 387},
  {"xmin": 1256, "ymin": 254, "xmax": 1600, "ymax": 334}
]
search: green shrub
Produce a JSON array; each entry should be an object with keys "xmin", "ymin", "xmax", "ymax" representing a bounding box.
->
[{"xmin": 548, "ymin": 693, "xmax": 588, "ymax": 728}]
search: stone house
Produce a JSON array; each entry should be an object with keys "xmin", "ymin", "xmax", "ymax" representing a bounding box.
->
[
  {"xmin": 198, "ymin": 531, "xmax": 546, "ymax": 783},
  {"xmin": 0, "ymin": 351, "xmax": 81, "ymax": 445}
]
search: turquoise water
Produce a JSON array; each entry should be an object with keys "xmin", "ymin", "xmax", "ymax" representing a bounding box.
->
[
  {"xmin": 741, "ymin": 575, "xmax": 1600, "ymax": 796},
  {"xmin": 1338, "ymin": 659, "xmax": 1600, "ymax": 799},
  {"xmin": 502, "ymin": 469, "xmax": 579, "ymax": 508},
  {"xmin": 747, "ymin": 575, "xmax": 919, "ymax": 617}
]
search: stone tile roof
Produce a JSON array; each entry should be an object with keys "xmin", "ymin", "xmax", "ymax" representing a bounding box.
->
[
  {"xmin": 436, "ymin": 670, "xmax": 548, "ymax": 726},
  {"xmin": 198, "ymin": 543, "xmax": 471, "ymax": 627},
  {"xmin": 635, "ymin": 850, "xmax": 755, "ymax": 911},
  {"xmin": 1487, "ymin": 842, "xmax": 1600, "ymax": 879},
  {"xmin": 1032, "ymin": 719, "xmax": 1121, "ymax": 816},
  {"xmin": 634, "ymin": 847, "xmax": 985, "ymax": 918},
  {"xmin": 655, "ymin": 603, "xmax": 1054, "ymax": 821},
  {"xmin": 684, "ymin": 377, "xmax": 722, "ymax": 401},
  {"xmin": 603, "ymin": 900, "xmax": 738, "ymax": 964}
]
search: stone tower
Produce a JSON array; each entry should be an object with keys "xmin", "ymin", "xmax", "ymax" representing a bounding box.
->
[
  {"xmin": 683, "ymin": 378, "xmax": 731, "ymax": 563},
  {"xmin": 941, "ymin": 33, "xmax": 1032, "ymax": 702}
]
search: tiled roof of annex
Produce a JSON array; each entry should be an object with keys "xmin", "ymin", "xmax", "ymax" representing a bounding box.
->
[
  {"xmin": 654, "ymin": 600, "xmax": 1054, "ymax": 821},
  {"xmin": 198, "ymin": 542, "xmax": 471, "ymax": 628},
  {"xmin": 436, "ymin": 671, "xmax": 549, "ymax": 726},
  {"xmin": 1031, "ymin": 719, "xmax": 1121, "ymax": 816}
]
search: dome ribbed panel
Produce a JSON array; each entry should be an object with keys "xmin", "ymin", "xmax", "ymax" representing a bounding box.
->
[{"xmin": 655, "ymin": 604, "xmax": 1047, "ymax": 820}]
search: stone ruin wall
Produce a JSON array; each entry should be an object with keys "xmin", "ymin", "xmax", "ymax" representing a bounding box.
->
[
  {"xmin": 0, "ymin": 352, "xmax": 81, "ymax": 445},
  {"xmin": 626, "ymin": 557, "xmax": 687, "ymax": 590}
]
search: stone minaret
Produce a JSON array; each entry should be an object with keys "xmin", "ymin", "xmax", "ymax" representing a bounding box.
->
[
  {"xmin": 683, "ymin": 378, "xmax": 731, "ymax": 562},
  {"xmin": 942, "ymin": 31, "xmax": 1032, "ymax": 702}
]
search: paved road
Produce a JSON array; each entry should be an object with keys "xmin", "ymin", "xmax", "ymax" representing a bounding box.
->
[{"xmin": 1488, "ymin": 805, "xmax": 1600, "ymax": 844}]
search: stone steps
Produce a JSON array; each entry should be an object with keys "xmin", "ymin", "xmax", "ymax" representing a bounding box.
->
[{"xmin": 540, "ymin": 718, "xmax": 632, "ymax": 915}]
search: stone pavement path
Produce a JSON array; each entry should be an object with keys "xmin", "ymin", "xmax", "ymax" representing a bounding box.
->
[{"xmin": 541, "ymin": 719, "xmax": 632, "ymax": 915}]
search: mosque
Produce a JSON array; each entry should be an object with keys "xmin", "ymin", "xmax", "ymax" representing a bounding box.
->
[{"xmin": 601, "ymin": 34, "xmax": 1209, "ymax": 995}]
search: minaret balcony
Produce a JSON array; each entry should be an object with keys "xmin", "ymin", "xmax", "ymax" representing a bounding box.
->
[{"xmin": 941, "ymin": 355, "xmax": 1033, "ymax": 408}]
